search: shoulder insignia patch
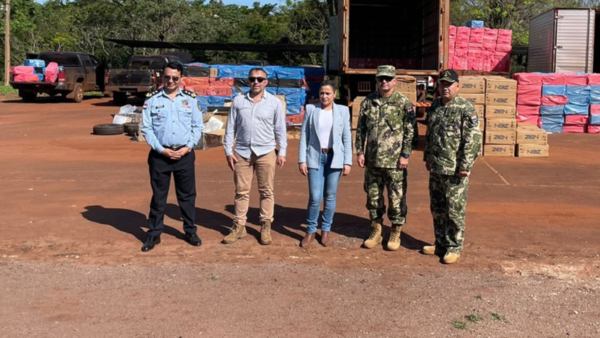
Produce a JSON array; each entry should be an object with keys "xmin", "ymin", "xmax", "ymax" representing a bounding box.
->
[{"xmin": 182, "ymin": 89, "xmax": 197, "ymax": 98}]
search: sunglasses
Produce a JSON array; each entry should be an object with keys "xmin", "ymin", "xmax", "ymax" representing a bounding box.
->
[
  {"xmin": 163, "ymin": 76, "xmax": 180, "ymax": 82},
  {"xmin": 377, "ymin": 76, "xmax": 395, "ymax": 83},
  {"xmin": 248, "ymin": 77, "xmax": 266, "ymax": 83}
]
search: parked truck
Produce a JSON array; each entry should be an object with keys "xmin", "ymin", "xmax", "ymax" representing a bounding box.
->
[
  {"xmin": 10, "ymin": 52, "xmax": 106, "ymax": 103},
  {"xmin": 326, "ymin": 0, "xmax": 450, "ymax": 103},
  {"xmin": 528, "ymin": 8, "xmax": 598, "ymax": 73},
  {"xmin": 106, "ymin": 55, "xmax": 182, "ymax": 106}
]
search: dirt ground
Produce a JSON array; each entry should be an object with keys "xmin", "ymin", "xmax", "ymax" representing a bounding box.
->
[{"xmin": 0, "ymin": 95, "xmax": 599, "ymax": 337}]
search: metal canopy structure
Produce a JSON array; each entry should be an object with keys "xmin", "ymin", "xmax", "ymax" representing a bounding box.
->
[{"xmin": 106, "ymin": 39, "xmax": 324, "ymax": 54}]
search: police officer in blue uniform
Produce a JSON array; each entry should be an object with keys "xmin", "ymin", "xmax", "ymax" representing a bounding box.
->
[{"xmin": 140, "ymin": 62, "xmax": 204, "ymax": 252}]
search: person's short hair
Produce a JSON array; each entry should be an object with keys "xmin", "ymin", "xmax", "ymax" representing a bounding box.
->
[
  {"xmin": 164, "ymin": 61, "xmax": 183, "ymax": 74},
  {"xmin": 320, "ymin": 80, "xmax": 337, "ymax": 91},
  {"xmin": 248, "ymin": 67, "xmax": 267, "ymax": 77}
]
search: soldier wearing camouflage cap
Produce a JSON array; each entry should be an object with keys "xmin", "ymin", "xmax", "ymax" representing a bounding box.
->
[
  {"xmin": 422, "ymin": 69, "xmax": 482, "ymax": 264},
  {"xmin": 355, "ymin": 65, "xmax": 415, "ymax": 251}
]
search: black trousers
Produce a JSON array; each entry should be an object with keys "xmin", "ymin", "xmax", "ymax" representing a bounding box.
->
[{"xmin": 147, "ymin": 149, "xmax": 197, "ymax": 236}]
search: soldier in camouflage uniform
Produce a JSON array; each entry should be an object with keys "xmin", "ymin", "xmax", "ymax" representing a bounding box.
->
[
  {"xmin": 423, "ymin": 69, "xmax": 482, "ymax": 264},
  {"xmin": 355, "ymin": 65, "xmax": 415, "ymax": 251}
]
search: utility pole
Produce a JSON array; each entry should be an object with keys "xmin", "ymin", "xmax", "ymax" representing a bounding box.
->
[{"xmin": 4, "ymin": 0, "xmax": 10, "ymax": 86}]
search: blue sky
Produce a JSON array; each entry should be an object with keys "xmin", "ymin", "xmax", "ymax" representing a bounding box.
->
[{"xmin": 36, "ymin": 0, "xmax": 281, "ymax": 5}]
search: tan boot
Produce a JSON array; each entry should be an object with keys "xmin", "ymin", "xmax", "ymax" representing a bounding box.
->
[
  {"xmin": 443, "ymin": 251, "xmax": 461, "ymax": 264},
  {"xmin": 387, "ymin": 224, "xmax": 402, "ymax": 251},
  {"xmin": 363, "ymin": 218, "xmax": 383, "ymax": 249},
  {"xmin": 222, "ymin": 222, "xmax": 247, "ymax": 244},
  {"xmin": 260, "ymin": 220, "xmax": 273, "ymax": 245},
  {"xmin": 422, "ymin": 245, "xmax": 445, "ymax": 256}
]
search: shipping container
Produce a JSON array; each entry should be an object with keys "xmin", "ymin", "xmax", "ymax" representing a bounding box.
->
[
  {"xmin": 528, "ymin": 8, "xmax": 596, "ymax": 73},
  {"xmin": 327, "ymin": 0, "xmax": 449, "ymax": 102}
]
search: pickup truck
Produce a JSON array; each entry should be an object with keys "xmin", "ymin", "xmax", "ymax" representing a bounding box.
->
[
  {"xmin": 106, "ymin": 55, "xmax": 182, "ymax": 106},
  {"xmin": 10, "ymin": 52, "xmax": 107, "ymax": 103}
]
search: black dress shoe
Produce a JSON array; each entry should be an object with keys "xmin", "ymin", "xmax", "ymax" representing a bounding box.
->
[
  {"xmin": 141, "ymin": 235, "xmax": 161, "ymax": 252},
  {"xmin": 186, "ymin": 233, "xmax": 202, "ymax": 247}
]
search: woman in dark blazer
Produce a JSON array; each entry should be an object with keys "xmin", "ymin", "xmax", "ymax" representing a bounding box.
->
[{"xmin": 298, "ymin": 80, "xmax": 353, "ymax": 247}]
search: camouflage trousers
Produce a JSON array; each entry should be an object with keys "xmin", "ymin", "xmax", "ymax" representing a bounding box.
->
[
  {"xmin": 364, "ymin": 167, "xmax": 408, "ymax": 225},
  {"xmin": 429, "ymin": 173, "xmax": 470, "ymax": 254}
]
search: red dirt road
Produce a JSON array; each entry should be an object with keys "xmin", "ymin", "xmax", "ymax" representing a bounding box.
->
[{"xmin": 0, "ymin": 96, "xmax": 599, "ymax": 337}]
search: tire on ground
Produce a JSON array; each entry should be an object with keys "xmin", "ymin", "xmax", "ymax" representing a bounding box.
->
[{"xmin": 93, "ymin": 124, "xmax": 125, "ymax": 135}]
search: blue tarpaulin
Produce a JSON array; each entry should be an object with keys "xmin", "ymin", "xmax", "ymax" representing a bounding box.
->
[
  {"xmin": 590, "ymin": 86, "xmax": 600, "ymax": 104},
  {"xmin": 566, "ymin": 86, "xmax": 591, "ymax": 97},
  {"xmin": 540, "ymin": 123, "xmax": 563, "ymax": 134},
  {"xmin": 564, "ymin": 102, "xmax": 589, "ymax": 115},
  {"xmin": 286, "ymin": 105, "xmax": 303, "ymax": 115},
  {"xmin": 542, "ymin": 85, "xmax": 566, "ymax": 96},
  {"xmin": 24, "ymin": 59, "xmax": 45, "ymax": 68},
  {"xmin": 277, "ymin": 67, "xmax": 305, "ymax": 80},
  {"xmin": 197, "ymin": 95, "xmax": 229, "ymax": 107},
  {"xmin": 540, "ymin": 105, "xmax": 564, "ymax": 116},
  {"xmin": 466, "ymin": 20, "xmax": 484, "ymax": 28},
  {"xmin": 277, "ymin": 87, "xmax": 306, "ymax": 106},
  {"xmin": 541, "ymin": 115, "xmax": 564, "ymax": 125}
]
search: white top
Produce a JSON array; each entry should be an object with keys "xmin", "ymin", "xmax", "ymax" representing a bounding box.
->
[{"xmin": 318, "ymin": 108, "xmax": 333, "ymax": 149}]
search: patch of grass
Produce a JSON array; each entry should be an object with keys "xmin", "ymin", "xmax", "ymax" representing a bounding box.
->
[
  {"xmin": 209, "ymin": 274, "xmax": 219, "ymax": 281},
  {"xmin": 465, "ymin": 312, "xmax": 484, "ymax": 323},
  {"xmin": 84, "ymin": 91, "xmax": 104, "ymax": 97},
  {"xmin": 451, "ymin": 319, "xmax": 467, "ymax": 330},
  {"xmin": 475, "ymin": 294, "xmax": 482, "ymax": 300},
  {"xmin": 0, "ymin": 85, "xmax": 18, "ymax": 96},
  {"xmin": 491, "ymin": 312, "xmax": 505, "ymax": 321}
]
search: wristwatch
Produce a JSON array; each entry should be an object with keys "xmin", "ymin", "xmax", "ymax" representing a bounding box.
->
[{"xmin": 401, "ymin": 153, "xmax": 410, "ymax": 159}]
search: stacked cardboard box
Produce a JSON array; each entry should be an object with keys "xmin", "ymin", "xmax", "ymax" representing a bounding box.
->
[
  {"xmin": 484, "ymin": 77, "xmax": 518, "ymax": 156},
  {"xmin": 394, "ymin": 75, "xmax": 417, "ymax": 103},
  {"xmin": 516, "ymin": 125, "xmax": 549, "ymax": 157},
  {"xmin": 459, "ymin": 76, "xmax": 486, "ymax": 132}
]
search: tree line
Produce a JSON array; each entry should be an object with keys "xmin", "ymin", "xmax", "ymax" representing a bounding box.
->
[{"xmin": 0, "ymin": 0, "xmax": 597, "ymax": 75}]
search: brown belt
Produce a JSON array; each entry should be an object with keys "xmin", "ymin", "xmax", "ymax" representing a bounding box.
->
[{"xmin": 321, "ymin": 148, "xmax": 332, "ymax": 154}]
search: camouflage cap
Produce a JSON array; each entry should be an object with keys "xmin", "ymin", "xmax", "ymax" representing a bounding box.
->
[
  {"xmin": 439, "ymin": 69, "xmax": 459, "ymax": 83},
  {"xmin": 376, "ymin": 65, "xmax": 396, "ymax": 78}
]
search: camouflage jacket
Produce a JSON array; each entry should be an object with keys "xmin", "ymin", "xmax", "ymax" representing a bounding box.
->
[
  {"xmin": 355, "ymin": 91, "xmax": 415, "ymax": 168},
  {"xmin": 423, "ymin": 96, "xmax": 482, "ymax": 175}
]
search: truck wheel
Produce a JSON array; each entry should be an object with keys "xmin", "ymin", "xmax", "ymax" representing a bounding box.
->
[
  {"xmin": 21, "ymin": 92, "xmax": 37, "ymax": 102},
  {"xmin": 69, "ymin": 83, "xmax": 84, "ymax": 103},
  {"xmin": 113, "ymin": 92, "xmax": 128, "ymax": 106},
  {"xmin": 93, "ymin": 124, "xmax": 125, "ymax": 135}
]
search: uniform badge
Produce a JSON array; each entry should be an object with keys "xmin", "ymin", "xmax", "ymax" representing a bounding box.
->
[
  {"xmin": 157, "ymin": 114, "xmax": 163, "ymax": 120},
  {"xmin": 156, "ymin": 105, "xmax": 164, "ymax": 109},
  {"xmin": 471, "ymin": 114, "xmax": 478, "ymax": 122},
  {"xmin": 182, "ymin": 99, "xmax": 188, "ymax": 106}
]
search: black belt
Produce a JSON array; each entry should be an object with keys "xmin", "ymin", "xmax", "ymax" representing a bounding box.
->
[
  {"xmin": 321, "ymin": 148, "xmax": 332, "ymax": 154},
  {"xmin": 163, "ymin": 145, "xmax": 186, "ymax": 151}
]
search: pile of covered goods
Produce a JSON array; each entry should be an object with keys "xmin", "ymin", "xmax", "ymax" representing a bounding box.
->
[
  {"xmin": 514, "ymin": 72, "xmax": 600, "ymax": 134},
  {"xmin": 179, "ymin": 64, "xmax": 325, "ymax": 129},
  {"xmin": 10, "ymin": 59, "xmax": 62, "ymax": 83},
  {"xmin": 179, "ymin": 64, "xmax": 326, "ymax": 144},
  {"xmin": 448, "ymin": 24, "xmax": 512, "ymax": 73},
  {"xmin": 459, "ymin": 75, "xmax": 549, "ymax": 157}
]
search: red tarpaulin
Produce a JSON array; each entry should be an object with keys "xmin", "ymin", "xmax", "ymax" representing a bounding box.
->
[
  {"xmin": 541, "ymin": 95, "xmax": 569, "ymax": 106},
  {"xmin": 513, "ymin": 73, "xmax": 543, "ymax": 85}
]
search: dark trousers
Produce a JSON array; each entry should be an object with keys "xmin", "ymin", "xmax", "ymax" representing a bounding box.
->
[{"xmin": 147, "ymin": 149, "xmax": 197, "ymax": 237}]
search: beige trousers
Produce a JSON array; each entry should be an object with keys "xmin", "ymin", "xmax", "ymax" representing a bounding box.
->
[{"xmin": 233, "ymin": 150, "xmax": 276, "ymax": 225}]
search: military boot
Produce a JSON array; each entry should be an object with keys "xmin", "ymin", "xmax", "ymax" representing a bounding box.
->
[
  {"xmin": 222, "ymin": 221, "xmax": 247, "ymax": 244},
  {"xmin": 387, "ymin": 224, "xmax": 402, "ymax": 251},
  {"xmin": 260, "ymin": 220, "xmax": 273, "ymax": 245},
  {"xmin": 422, "ymin": 245, "xmax": 445, "ymax": 256},
  {"xmin": 363, "ymin": 218, "xmax": 383, "ymax": 249},
  {"xmin": 443, "ymin": 251, "xmax": 461, "ymax": 264}
]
